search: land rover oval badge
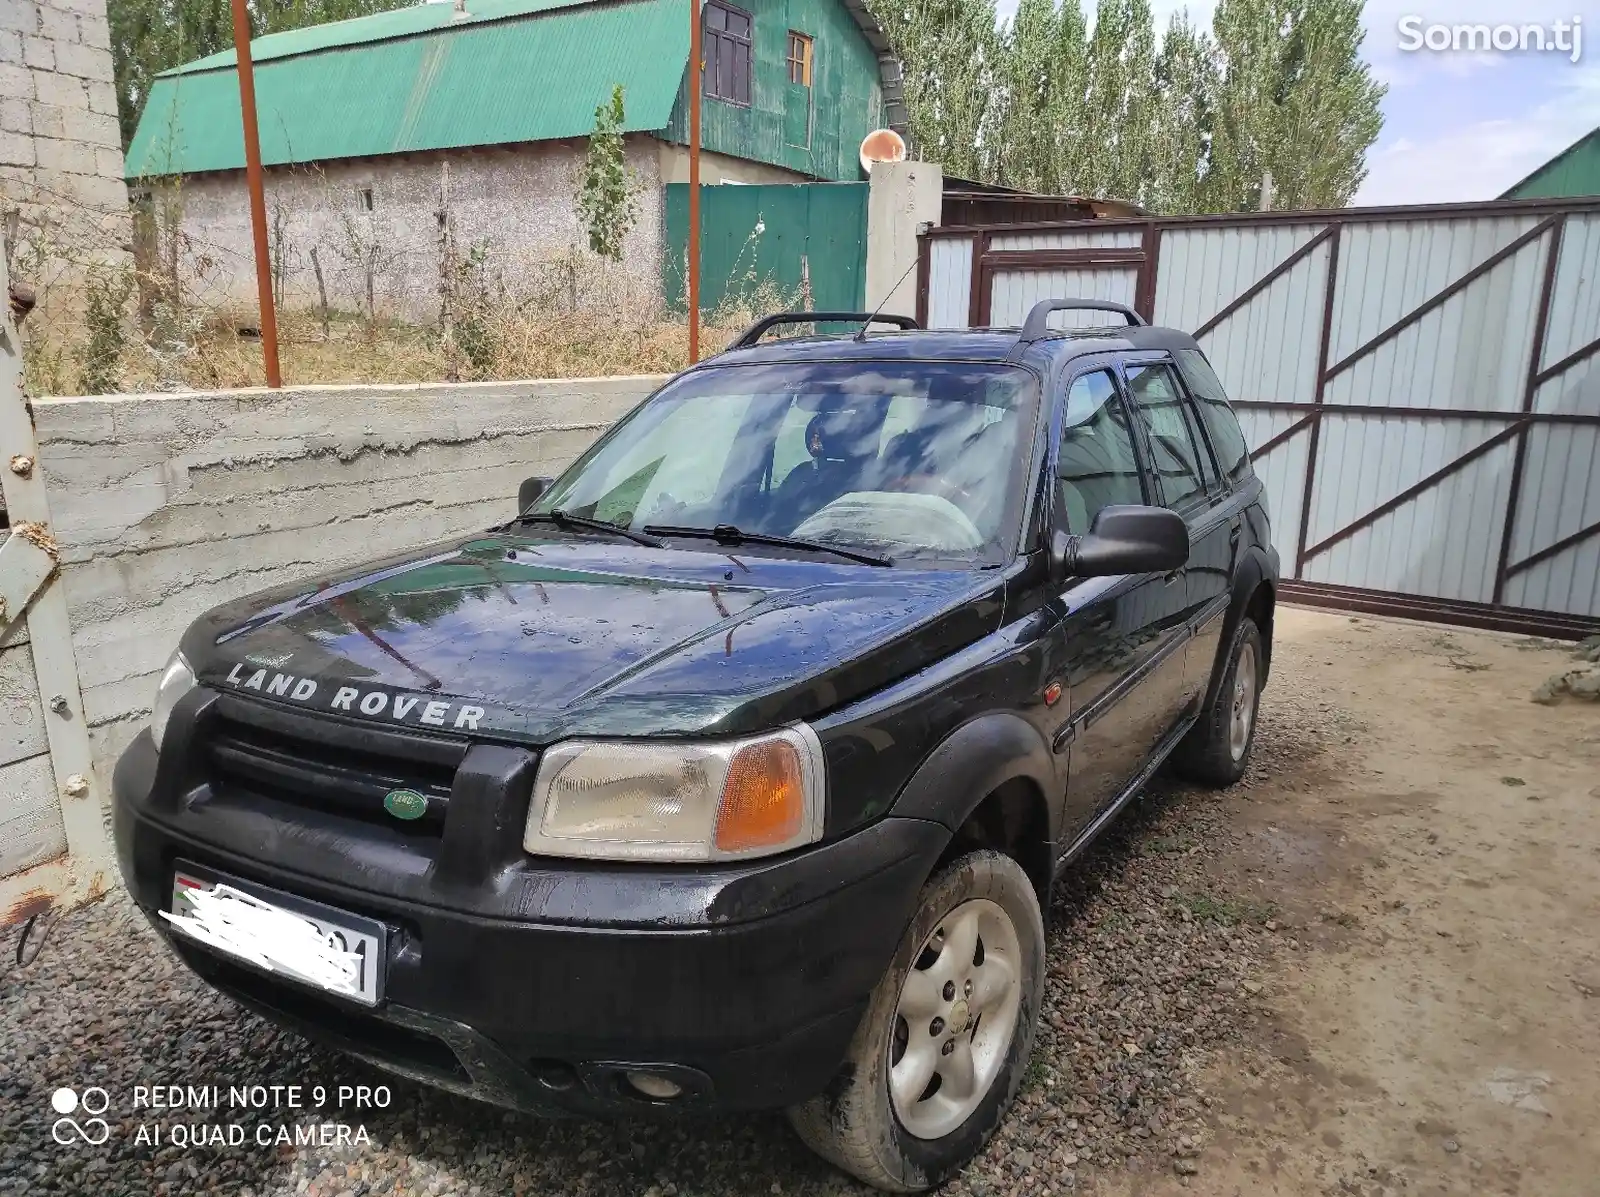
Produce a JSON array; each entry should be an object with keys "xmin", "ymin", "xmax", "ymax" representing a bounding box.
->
[{"xmin": 383, "ymin": 789, "xmax": 428, "ymax": 821}]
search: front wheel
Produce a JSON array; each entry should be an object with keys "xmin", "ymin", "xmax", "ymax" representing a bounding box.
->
[{"xmin": 786, "ymin": 849, "xmax": 1045, "ymax": 1192}]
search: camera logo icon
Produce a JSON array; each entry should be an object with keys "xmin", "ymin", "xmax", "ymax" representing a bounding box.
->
[{"xmin": 51, "ymin": 1087, "xmax": 111, "ymax": 1145}]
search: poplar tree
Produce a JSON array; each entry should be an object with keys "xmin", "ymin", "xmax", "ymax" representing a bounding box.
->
[
  {"xmin": 873, "ymin": 0, "xmax": 1003, "ymax": 183},
  {"xmin": 994, "ymin": 0, "xmax": 1062, "ymax": 191},
  {"xmin": 1147, "ymin": 11, "xmax": 1218, "ymax": 214},
  {"xmin": 871, "ymin": 0, "xmax": 1384, "ymax": 214},
  {"xmin": 1206, "ymin": 0, "xmax": 1385, "ymax": 209}
]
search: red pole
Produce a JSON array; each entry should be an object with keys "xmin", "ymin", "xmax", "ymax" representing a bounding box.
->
[
  {"xmin": 687, "ymin": 0, "xmax": 702, "ymax": 363},
  {"xmin": 231, "ymin": 0, "xmax": 282, "ymax": 388}
]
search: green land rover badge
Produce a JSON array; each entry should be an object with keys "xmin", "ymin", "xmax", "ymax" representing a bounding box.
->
[{"xmin": 383, "ymin": 789, "xmax": 428, "ymax": 821}]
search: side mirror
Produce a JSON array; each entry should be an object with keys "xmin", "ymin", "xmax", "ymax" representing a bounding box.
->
[
  {"xmin": 517, "ymin": 476, "xmax": 554, "ymax": 514},
  {"xmin": 1052, "ymin": 505, "xmax": 1189, "ymax": 580}
]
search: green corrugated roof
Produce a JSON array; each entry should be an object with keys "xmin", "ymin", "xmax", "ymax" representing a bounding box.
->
[{"xmin": 124, "ymin": 0, "xmax": 690, "ymax": 178}]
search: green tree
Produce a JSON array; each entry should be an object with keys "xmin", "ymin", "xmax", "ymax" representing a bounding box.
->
[
  {"xmin": 870, "ymin": 0, "xmax": 1383, "ymax": 215},
  {"xmin": 1077, "ymin": 0, "xmax": 1158, "ymax": 203},
  {"xmin": 1044, "ymin": 0, "xmax": 1089, "ymax": 195},
  {"xmin": 577, "ymin": 84, "xmax": 637, "ymax": 262},
  {"xmin": 994, "ymin": 0, "xmax": 1061, "ymax": 191},
  {"xmin": 871, "ymin": 0, "xmax": 1002, "ymax": 183},
  {"xmin": 1147, "ymin": 11, "xmax": 1218, "ymax": 214},
  {"xmin": 107, "ymin": 0, "xmax": 414, "ymax": 148},
  {"xmin": 1206, "ymin": 0, "xmax": 1385, "ymax": 210}
]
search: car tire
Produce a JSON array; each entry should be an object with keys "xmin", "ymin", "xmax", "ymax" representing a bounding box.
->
[
  {"xmin": 1173, "ymin": 615, "xmax": 1264, "ymax": 786},
  {"xmin": 786, "ymin": 848, "xmax": 1045, "ymax": 1192}
]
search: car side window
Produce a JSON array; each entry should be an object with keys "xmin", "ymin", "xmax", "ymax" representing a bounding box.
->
[
  {"xmin": 1055, "ymin": 370, "xmax": 1147, "ymax": 535},
  {"xmin": 1175, "ymin": 348, "xmax": 1252, "ymax": 485},
  {"xmin": 1124, "ymin": 361, "xmax": 1213, "ymax": 514}
]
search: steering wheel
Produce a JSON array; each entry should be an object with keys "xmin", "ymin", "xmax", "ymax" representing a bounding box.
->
[{"xmin": 885, "ymin": 473, "xmax": 977, "ymax": 508}]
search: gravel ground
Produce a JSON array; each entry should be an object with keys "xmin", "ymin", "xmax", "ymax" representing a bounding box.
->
[{"xmin": 0, "ymin": 671, "xmax": 1339, "ymax": 1197}]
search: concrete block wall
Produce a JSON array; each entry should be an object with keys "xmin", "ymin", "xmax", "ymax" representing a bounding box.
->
[
  {"xmin": 0, "ymin": 0, "xmax": 128, "ymax": 294},
  {"xmin": 32, "ymin": 373, "xmax": 665, "ymax": 782}
]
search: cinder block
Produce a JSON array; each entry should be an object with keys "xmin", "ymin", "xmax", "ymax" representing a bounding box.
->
[
  {"xmin": 21, "ymin": 36, "xmax": 54, "ymax": 70},
  {"xmin": 0, "ymin": 30, "xmax": 21, "ymax": 63},
  {"xmin": 0, "ymin": 63, "xmax": 32, "ymax": 99},
  {"xmin": 0, "ymin": 96, "xmax": 28, "ymax": 133},
  {"xmin": 61, "ymin": 98, "xmax": 118, "ymax": 145},
  {"xmin": 0, "ymin": 5, "xmax": 31, "ymax": 34},
  {"xmin": 54, "ymin": 41, "xmax": 111, "ymax": 81},
  {"xmin": 93, "ymin": 145, "xmax": 121, "ymax": 177},
  {"xmin": 35, "ymin": 136, "xmax": 95, "ymax": 174},
  {"xmin": 32, "ymin": 69, "xmax": 87, "ymax": 109},
  {"xmin": 86, "ymin": 78, "xmax": 115, "ymax": 115},
  {"xmin": 37, "ymin": 4, "xmax": 79, "ymax": 41},
  {"xmin": 77, "ymin": 12, "xmax": 108, "ymax": 49},
  {"xmin": 0, "ymin": 130, "xmax": 32, "ymax": 167},
  {"xmin": 27, "ymin": 99, "xmax": 63, "ymax": 138}
]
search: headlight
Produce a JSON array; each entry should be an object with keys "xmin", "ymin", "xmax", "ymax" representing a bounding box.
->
[
  {"xmin": 523, "ymin": 726, "xmax": 826, "ymax": 862},
  {"xmin": 149, "ymin": 651, "xmax": 196, "ymax": 750}
]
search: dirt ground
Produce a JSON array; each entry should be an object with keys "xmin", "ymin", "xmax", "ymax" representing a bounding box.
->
[
  {"xmin": 1102, "ymin": 607, "xmax": 1600, "ymax": 1197},
  {"xmin": 2, "ymin": 606, "xmax": 1596, "ymax": 1197}
]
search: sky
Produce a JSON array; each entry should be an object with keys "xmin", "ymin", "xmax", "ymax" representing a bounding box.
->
[{"xmin": 991, "ymin": 0, "xmax": 1600, "ymax": 205}]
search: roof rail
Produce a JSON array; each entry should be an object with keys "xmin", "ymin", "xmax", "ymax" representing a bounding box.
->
[
  {"xmin": 1018, "ymin": 299, "xmax": 1145, "ymax": 342},
  {"xmin": 729, "ymin": 311, "xmax": 920, "ymax": 349}
]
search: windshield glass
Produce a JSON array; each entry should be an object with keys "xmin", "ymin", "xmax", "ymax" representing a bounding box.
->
[{"xmin": 532, "ymin": 362, "xmax": 1041, "ymax": 565}]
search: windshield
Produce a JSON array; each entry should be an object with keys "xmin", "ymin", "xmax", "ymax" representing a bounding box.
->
[{"xmin": 532, "ymin": 362, "xmax": 1041, "ymax": 565}]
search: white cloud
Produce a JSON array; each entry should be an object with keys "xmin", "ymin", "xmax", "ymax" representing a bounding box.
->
[{"xmin": 1355, "ymin": 70, "xmax": 1600, "ymax": 204}]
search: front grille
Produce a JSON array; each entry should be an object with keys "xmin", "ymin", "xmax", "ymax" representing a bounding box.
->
[{"xmin": 203, "ymin": 695, "xmax": 467, "ymax": 834}]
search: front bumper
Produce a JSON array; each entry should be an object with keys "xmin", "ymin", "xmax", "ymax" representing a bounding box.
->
[{"xmin": 113, "ymin": 702, "xmax": 947, "ymax": 1116}]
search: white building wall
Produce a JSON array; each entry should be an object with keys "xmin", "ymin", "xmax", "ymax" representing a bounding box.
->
[{"xmin": 153, "ymin": 135, "xmax": 673, "ymax": 324}]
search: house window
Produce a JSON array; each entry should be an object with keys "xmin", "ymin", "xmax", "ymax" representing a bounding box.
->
[
  {"xmin": 357, "ymin": 187, "xmax": 374, "ymax": 211},
  {"xmin": 786, "ymin": 31, "xmax": 812, "ymax": 86},
  {"xmin": 703, "ymin": 0, "xmax": 752, "ymax": 106}
]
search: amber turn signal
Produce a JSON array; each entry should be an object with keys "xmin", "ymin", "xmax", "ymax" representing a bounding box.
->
[{"xmin": 714, "ymin": 739, "xmax": 805, "ymax": 852}]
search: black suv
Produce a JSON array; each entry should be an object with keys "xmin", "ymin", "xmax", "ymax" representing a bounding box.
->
[{"xmin": 113, "ymin": 299, "xmax": 1278, "ymax": 1191}]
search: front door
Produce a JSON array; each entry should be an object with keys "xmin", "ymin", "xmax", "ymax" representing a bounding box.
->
[
  {"xmin": 1121, "ymin": 357, "xmax": 1237, "ymax": 705},
  {"xmin": 1047, "ymin": 367, "xmax": 1191, "ymax": 849}
]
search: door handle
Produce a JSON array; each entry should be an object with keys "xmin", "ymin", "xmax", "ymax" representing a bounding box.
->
[
  {"xmin": 1228, "ymin": 521, "xmax": 1242, "ymax": 547},
  {"xmin": 1163, "ymin": 568, "xmax": 1181, "ymax": 585}
]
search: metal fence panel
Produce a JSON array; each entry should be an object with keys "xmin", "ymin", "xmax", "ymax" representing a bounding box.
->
[
  {"xmin": 916, "ymin": 196, "xmax": 1600, "ymax": 635},
  {"xmin": 989, "ymin": 228, "xmax": 1145, "ymax": 252},
  {"xmin": 1164, "ymin": 226, "xmax": 1330, "ymax": 410},
  {"xmin": 1326, "ymin": 217, "xmax": 1546, "ymax": 414},
  {"xmin": 989, "ymin": 267, "xmax": 1139, "ymax": 329},
  {"xmin": 663, "ymin": 182, "xmax": 868, "ymax": 314},
  {"xmin": 927, "ymin": 236, "xmax": 974, "ymax": 328}
]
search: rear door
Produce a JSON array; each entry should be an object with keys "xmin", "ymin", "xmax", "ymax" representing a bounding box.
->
[
  {"xmin": 1121, "ymin": 356, "xmax": 1236, "ymax": 707},
  {"xmin": 1048, "ymin": 365, "xmax": 1190, "ymax": 846}
]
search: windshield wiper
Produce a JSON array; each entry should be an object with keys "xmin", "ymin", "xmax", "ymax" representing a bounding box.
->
[
  {"xmin": 517, "ymin": 509, "xmax": 664, "ymax": 548},
  {"xmin": 642, "ymin": 523, "xmax": 892, "ymax": 567}
]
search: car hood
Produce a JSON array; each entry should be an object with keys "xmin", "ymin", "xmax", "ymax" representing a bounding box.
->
[{"xmin": 180, "ymin": 532, "xmax": 1006, "ymax": 743}]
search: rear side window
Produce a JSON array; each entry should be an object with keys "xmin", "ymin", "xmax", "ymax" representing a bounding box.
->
[
  {"xmin": 1124, "ymin": 362, "xmax": 1212, "ymax": 513},
  {"xmin": 1055, "ymin": 370, "xmax": 1147, "ymax": 534},
  {"xmin": 1176, "ymin": 348, "xmax": 1252, "ymax": 485}
]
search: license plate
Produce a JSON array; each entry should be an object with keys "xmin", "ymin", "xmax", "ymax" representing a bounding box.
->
[{"xmin": 168, "ymin": 863, "xmax": 387, "ymax": 1006}]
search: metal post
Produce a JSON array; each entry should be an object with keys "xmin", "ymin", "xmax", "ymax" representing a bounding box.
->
[
  {"xmin": 687, "ymin": 0, "xmax": 702, "ymax": 363},
  {"xmin": 231, "ymin": 0, "xmax": 282, "ymax": 388}
]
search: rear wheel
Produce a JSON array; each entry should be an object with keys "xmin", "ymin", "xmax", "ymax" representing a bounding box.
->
[
  {"xmin": 786, "ymin": 849, "xmax": 1044, "ymax": 1192},
  {"xmin": 1173, "ymin": 615, "xmax": 1263, "ymax": 786}
]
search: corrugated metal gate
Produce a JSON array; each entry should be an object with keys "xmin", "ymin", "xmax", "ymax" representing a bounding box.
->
[
  {"xmin": 0, "ymin": 247, "xmax": 109, "ymax": 936},
  {"xmin": 665, "ymin": 182, "xmax": 868, "ymax": 315},
  {"xmin": 917, "ymin": 198, "xmax": 1600, "ymax": 637}
]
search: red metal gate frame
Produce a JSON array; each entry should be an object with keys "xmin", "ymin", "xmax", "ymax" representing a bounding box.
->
[{"xmin": 917, "ymin": 197, "xmax": 1600, "ymax": 638}]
